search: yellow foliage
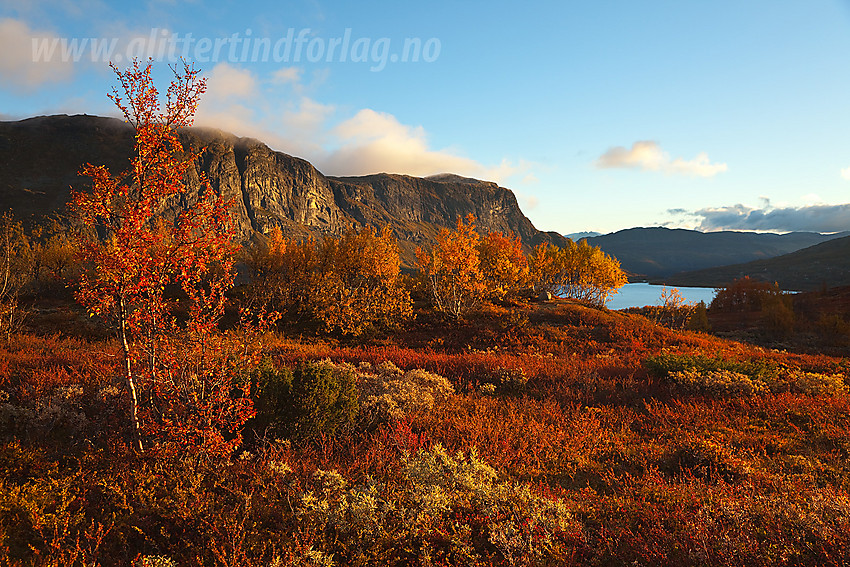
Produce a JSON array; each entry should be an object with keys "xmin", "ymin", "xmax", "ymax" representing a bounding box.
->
[
  {"xmin": 477, "ymin": 231, "xmax": 529, "ymax": 300},
  {"xmin": 315, "ymin": 226, "xmax": 412, "ymax": 335},
  {"xmin": 528, "ymin": 239, "xmax": 626, "ymax": 306},
  {"xmin": 416, "ymin": 215, "xmax": 488, "ymax": 319},
  {"xmin": 249, "ymin": 225, "xmax": 411, "ymax": 335}
]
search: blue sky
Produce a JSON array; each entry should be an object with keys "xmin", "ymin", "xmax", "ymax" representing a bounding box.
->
[{"xmin": 2, "ymin": 0, "xmax": 849, "ymax": 235}]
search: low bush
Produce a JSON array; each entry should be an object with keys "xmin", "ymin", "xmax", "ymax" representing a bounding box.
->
[
  {"xmin": 646, "ymin": 352, "xmax": 848, "ymax": 397},
  {"xmin": 357, "ymin": 360, "xmax": 454, "ymax": 422},
  {"xmin": 295, "ymin": 444, "xmax": 578, "ymax": 565},
  {"xmin": 784, "ymin": 370, "xmax": 848, "ymax": 396},
  {"xmin": 252, "ymin": 360, "xmax": 359, "ymax": 439},
  {"xmin": 483, "ymin": 366, "xmax": 529, "ymax": 393},
  {"xmin": 669, "ymin": 369, "xmax": 767, "ymax": 397}
]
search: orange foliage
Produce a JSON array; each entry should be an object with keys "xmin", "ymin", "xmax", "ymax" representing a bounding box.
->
[
  {"xmin": 528, "ymin": 239, "xmax": 627, "ymax": 305},
  {"xmin": 249, "ymin": 224, "xmax": 412, "ymax": 335},
  {"xmin": 71, "ymin": 60, "xmax": 257, "ymax": 458},
  {"xmin": 477, "ymin": 231, "xmax": 529, "ymax": 300},
  {"xmin": 416, "ymin": 214, "xmax": 488, "ymax": 318},
  {"xmin": 249, "ymin": 226, "xmax": 319, "ymax": 321},
  {"xmin": 2, "ymin": 296, "xmax": 850, "ymax": 564},
  {"xmin": 315, "ymin": 225, "xmax": 412, "ymax": 335}
]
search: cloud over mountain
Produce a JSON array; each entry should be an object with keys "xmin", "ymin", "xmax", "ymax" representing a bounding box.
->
[
  {"xmin": 194, "ymin": 63, "xmax": 528, "ymax": 184},
  {"xmin": 595, "ymin": 140, "xmax": 727, "ymax": 178}
]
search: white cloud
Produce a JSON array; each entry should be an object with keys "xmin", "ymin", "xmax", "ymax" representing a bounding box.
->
[
  {"xmin": 272, "ymin": 66, "xmax": 302, "ymax": 84},
  {"xmin": 196, "ymin": 67, "xmax": 530, "ymax": 184},
  {"xmin": 204, "ymin": 63, "xmax": 257, "ymax": 101},
  {"xmin": 0, "ymin": 18, "xmax": 74, "ymax": 90},
  {"xmin": 316, "ymin": 108, "xmax": 522, "ymax": 182},
  {"xmin": 595, "ymin": 140, "xmax": 727, "ymax": 178},
  {"xmin": 281, "ymin": 97, "xmax": 335, "ymax": 138},
  {"xmin": 841, "ymin": 167, "xmax": 850, "ymax": 180},
  {"xmin": 800, "ymin": 193, "xmax": 824, "ymax": 206}
]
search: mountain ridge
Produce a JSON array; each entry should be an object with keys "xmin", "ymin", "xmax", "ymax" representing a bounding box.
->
[
  {"xmin": 662, "ymin": 235, "xmax": 850, "ymax": 291},
  {"xmin": 584, "ymin": 226, "xmax": 847, "ymax": 279},
  {"xmin": 0, "ymin": 114, "xmax": 565, "ymax": 266}
]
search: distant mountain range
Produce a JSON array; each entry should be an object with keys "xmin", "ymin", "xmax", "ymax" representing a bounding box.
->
[
  {"xmin": 663, "ymin": 235, "xmax": 850, "ymax": 291},
  {"xmin": 582, "ymin": 227, "xmax": 848, "ymax": 280},
  {"xmin": 564, "ymin": 231, "xmax": 601, "ymax": 240}
]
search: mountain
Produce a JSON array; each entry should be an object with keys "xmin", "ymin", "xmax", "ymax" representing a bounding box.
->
[
  {"xmin": 584, "ymin": 227, "xmax": 847, "ymax": 279},
  {"xmin": 0, "ymin": 114, "xmax": 563, "ymax": 265},
  {"xmin": 564, "ymin": 231, "xmax": 601, "ymax": 240},
  {"xmin": 664, "ymin": 235, "xmax": 850, "ymax": 291}
]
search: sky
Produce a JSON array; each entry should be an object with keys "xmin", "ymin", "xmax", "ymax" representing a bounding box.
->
[{"xmin": 1, "ymin": 0, "xmax": 849, "ymax": 236}]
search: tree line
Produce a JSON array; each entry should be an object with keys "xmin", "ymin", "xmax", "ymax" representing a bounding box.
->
[{"xmin": 246, "ymin": 214, "xmax": 628, "ymax": 331}]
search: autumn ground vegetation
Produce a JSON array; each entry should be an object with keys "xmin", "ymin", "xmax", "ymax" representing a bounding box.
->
[{"xmin": 0, "ymin": 63, "xmax": 849, "ymax": 566}]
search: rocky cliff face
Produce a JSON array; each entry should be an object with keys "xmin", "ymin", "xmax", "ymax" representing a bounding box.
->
[{"xmin": 0, "ymin": 114, "xmax": 556, "ymax": 264}]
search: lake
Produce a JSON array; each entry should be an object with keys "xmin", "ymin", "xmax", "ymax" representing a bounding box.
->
[{"xmin": 606, "ymin": 283, "xmax": 717, "ymax": 310}]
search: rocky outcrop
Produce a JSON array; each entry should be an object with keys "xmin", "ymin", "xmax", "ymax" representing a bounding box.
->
[{"xmin": 0, "ymin": 114, "xmax": 555, "ymax": 265}]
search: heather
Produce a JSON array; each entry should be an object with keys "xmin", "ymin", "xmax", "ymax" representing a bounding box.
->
[{"xmin": 1, "ymin": 296, "xmax": 849, "ymax": 566}]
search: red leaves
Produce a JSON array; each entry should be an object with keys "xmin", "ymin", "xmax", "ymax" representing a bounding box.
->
[{"xmin": 71, "ymin": 60, "xmax": 254, "ymax": 459}]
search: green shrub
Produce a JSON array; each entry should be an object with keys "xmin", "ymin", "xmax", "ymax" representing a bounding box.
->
[
  {"xmin": 644, "ymin": 353, "xmax": 729, "ymax": 377},
  {"xmin": 646, "ymin": 353, "xmax": 848, "ymax": 397},
  {"xmin": 761, "ymin": 293, "xmax": 795, "ymax": 339},
  {"xmin": 817, "ymin": 314, "xmax": 850, "ymax": 346},
  {"xmin": 687, "ymin": 301, "xmax": 711, "ymax": 332},
  {"xmin": 253, "ymin": 360, "xmax": 359, "ymax": 439},
  {"xmin": 485, "ymin": 366, "xmax": 529, "ymax": 393}
]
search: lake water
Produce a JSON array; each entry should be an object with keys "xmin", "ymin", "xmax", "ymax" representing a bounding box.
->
[{"xmin": 606, "ymin": 283, "xmax": 717, "ymax": 310}]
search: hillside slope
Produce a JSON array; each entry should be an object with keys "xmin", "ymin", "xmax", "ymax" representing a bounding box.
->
[
  {"xmin": 585, "ymin": 227, "xmax": 845, "ymax": 278},
  {"xmin": 664, "ymin": 235, "xmax": 850, "ymax": 290}
]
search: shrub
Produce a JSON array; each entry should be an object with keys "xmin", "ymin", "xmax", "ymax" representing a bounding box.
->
[
  {"xmin": 644, "ymin": 353, "xmax": 730, "ymax": 377},
  {"xmin": 295, "ymin": 445, "xmax": 577, "ymax": 564},
  {"xmin": 668, "ymin": 369, "xmax": 767, "ymax": 397},
  {"xmin": 687, "ymin": 300, "xmax": 711, "ymax": 332},
  {"xmin": 710, "ymin": 276, "xmax": 786, "ymax": 312},
  {"xmin": 786, "ymin": 370, "xmax": 848, "ymax": 396},
  {"xmin": 646, "ymin": 353, "xmax": 848, "ymax": 397},
  {"xmin": 483, "ymin": 366, "xmax": 529, "ymax": 393},
  {"xmin": 761, "ymin": 293, "xmax": 795, "ymax": 339},
  {"xmin": 252, "ymin": 360, "xmax": 359, "ymax": 439},
  {"xmin": 665, "ymin": 438, "xmax": 752, "ymax": 482},
  {"xmin": 357, "ymin": 361, "xmax": 454, "ymax": 422},
  {"xmin": 135, "ymin": 557, "xmax": 177, "ymax": 567}
]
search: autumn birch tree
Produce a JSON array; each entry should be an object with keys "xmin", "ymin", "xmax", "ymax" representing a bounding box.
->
[
  {"xmin": 416, "ymin": 214, "xmax": 487, "ymax": 319},
  {"xmin": 71, "ymin": 60, "xmax": 250, "ymax": 457},
  {"xmin": 477, "ymin": 230, "xmax": 529, "ymax": 300},
  {"xmin": 528, "ymin": 239, "xmax": 626, "ymax": 306}
]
